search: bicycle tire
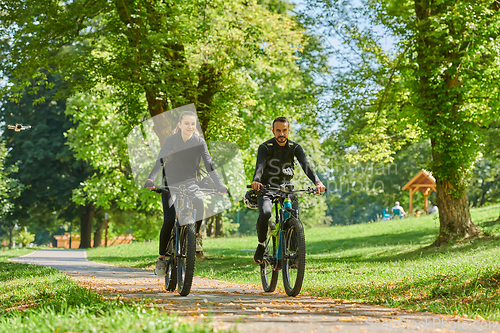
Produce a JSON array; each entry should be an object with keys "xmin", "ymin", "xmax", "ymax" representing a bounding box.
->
[
  {"xmin": 260, "ymin": 234, "xmax": 278, "ymax": 292},
  {"xmin": 164, "ymin": 238, "xmax": 177, "ymax": 292},
  {"xmin": 282, "ymin": 216, "xmax": 306, "ymax": 297},
  {"xmin": 177, "ymin": 219, "xmax": 196, "ymax": 296}
]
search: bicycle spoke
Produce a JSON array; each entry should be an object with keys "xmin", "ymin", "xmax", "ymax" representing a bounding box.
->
[
  {"xmin": 164, "ymin": 237, "xmax": 177, "ymax": 291},
  {"xmin": 260, "ymin": 235, "xmax": 278, "ymax": 292},
  {"xmin": 177, "ymin": 220, "xmax": 196, "ymax": 296}
]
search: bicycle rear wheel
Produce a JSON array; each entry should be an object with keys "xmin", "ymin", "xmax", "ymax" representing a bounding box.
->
[
  {"xmin": 260, "ymin": 235, "xmax": 278, "ymax": 292},
  {"xmin": 164, "ymin": 237, "xmax": 177, "ymax": 291},
  {"xmin": 177, "ymin": 219, "xmax": 196, "ymax": 296},
  {"xmin": 282, "ymin": 217, "xmax": 306, "ymax": 296}
]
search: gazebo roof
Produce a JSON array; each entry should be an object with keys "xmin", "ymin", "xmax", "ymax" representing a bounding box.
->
[{"xmin": 402, "ymin": 169, "xmax": 436, "ymax": 194}]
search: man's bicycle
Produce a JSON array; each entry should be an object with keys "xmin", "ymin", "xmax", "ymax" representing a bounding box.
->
[
  {"xmin": 247, "ymin": 183, "xmax": 319, "ymax": 297},
  {"xmin": 153, "ymin": 184, "xmax": 218, "ymax": 296}
]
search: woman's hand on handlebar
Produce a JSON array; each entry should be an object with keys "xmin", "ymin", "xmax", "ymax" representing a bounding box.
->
[
  {"xmin": 217, "ymin": 185, "xmax": 228, "ymax": 195},
  {"xmin": 251, "ymin": 181, "xmax": 263, "ymax": 191},
  {"xmin": 145, "ymin": 179, "xmax": 155, "ymax": 189}
]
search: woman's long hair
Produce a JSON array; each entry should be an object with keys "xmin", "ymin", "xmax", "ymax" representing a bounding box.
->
[{"xmin": 173, "ymin": 111, "xmax": 201, "ymax": 136}]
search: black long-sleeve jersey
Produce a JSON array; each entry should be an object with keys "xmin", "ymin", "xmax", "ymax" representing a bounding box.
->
[
  {"xmin": 252, "ymin": 138, "xmax": 320, "ymax": 187},
  {"xmin": 147, "ymin": 132, "xmax": 224, "ymax": 187}
]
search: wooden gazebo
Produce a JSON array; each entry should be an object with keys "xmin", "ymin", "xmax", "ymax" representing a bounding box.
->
[{"xmin": 402, "ymin": 169, "xmax": 436, "ymax": 214}]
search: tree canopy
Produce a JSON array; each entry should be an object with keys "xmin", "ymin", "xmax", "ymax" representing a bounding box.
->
[
  {"xmin": 307, "ymin": 0, "xmax": 500, "ymax": 243},
  {"xmin": 0, "ymin": 0, "xmax": 330, "ymax": 243},
  {"xmin": 0, "ymin": 75, "xmax": 91, "ymax": 240}
]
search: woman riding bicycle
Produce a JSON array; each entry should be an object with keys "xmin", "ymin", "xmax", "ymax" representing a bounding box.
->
[{"xmin": 144, "ymin": 110, "xmax": 226, "ymax": 276}]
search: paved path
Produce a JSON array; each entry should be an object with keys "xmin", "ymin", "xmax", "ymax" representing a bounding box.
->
[{"xmin": 10, "ymin": 249, "xmax": 499, "ymax": 333}]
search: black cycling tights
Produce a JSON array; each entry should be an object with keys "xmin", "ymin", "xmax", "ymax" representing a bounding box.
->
[
  {"xmin": 159, "ymin": 191, "xmax": 204, "ymax": 256},
  {"xmin": 256, "ymin": 194, "xmax": 299, "ymax": 243},
  {"xmin": 256, "ymin": 195, "xmax": 273, "ymax": 243}
]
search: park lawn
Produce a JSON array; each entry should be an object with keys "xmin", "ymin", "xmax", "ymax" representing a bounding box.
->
[
  {"xmin": 0, "ymin": 249, "xmax": 220, "ymax": 333},
  {"xmin": 87, "ymin": 203, "xmax": 500, "ymax": 321}
]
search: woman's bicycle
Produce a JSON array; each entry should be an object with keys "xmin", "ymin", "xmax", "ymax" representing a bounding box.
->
[
  {"xmin": 247, "ymin": 183, "xmax": 319, "ymax": 297},
  {"xmin": 153, "ymin": 184, "xmax": 218, "ymax": 296}
]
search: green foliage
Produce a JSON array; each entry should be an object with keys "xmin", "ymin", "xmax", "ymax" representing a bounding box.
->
[
  {"xmin": 0, "ymin": 0, "xmax": 329, "ymax": 173},
  {"xmin": 467, "ymin": 156, "xmax": 500, "ymax": 207},
  {"xmin": 227, "ymin": 207, "xmax": 259, "ymax": 236},
  {"xmin": 0, "ymin": 143, "xmax": 24, "ymax": 221},
  {"xmin": 13, "ymin": 229, "xmax": 34, "ymax": 247},
  {"xmin": 65, "ymin": 87, "xmax": 164, "ymax": 240},
  {"xmin": 0, "ymin": 0, "xmax": 331, "ymax": 234},
  {"xmin": 0, "ymin": 74, "xmax": 91, "ymax": 230},
  {"xmin": 320, "ymin": 0, "xmax": 500, "ymax": 184},
  {"xmin": 322, "ymin": 139, "xmax": 432, "ymax": 225},
  {"xmin": 65, "ymin": 87, "xmax": 154, "ymax": 211},
  {"xmin": 0, "ymin": 0, "xmax": 315, "ymax": 130}
]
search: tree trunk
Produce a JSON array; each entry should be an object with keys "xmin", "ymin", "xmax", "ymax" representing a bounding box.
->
[
  {"xmin": 8, "ymin": 225, "xmax": 13, "ymax": 249},
  {"xmin": 433, "ymin": 178, "xmax": 477, "ymax": 246},
  {"xmin": 79, "ymin": 203, "xmax": 95, "ymax": 248},
  {"xmin": 196, "ymin": 63, "xmax": 220, "ymax": 134},
  {"xmin": 214, "ymin": 213, "xmax": 223, "ymax": 237},
  {"xmin": 93, "ymin": 221, "xmax": 104, "ymax": 248},
  {"xmin": 206, "ymin": 216, "xmax": 214, "ymax": 237}
]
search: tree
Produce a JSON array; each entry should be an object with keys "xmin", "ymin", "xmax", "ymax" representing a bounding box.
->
[
  {"xmin": 309, "ymin": 0, "xmax": 500, "ymax": 244},
  {"xmin": 0, "ymin": 0, "xmax": 309, "ymax": 138},
  {"xmin": 0, "ymin": 74, "xmax": 92, "ymax": 246},
  {"xmin": 0, "ymin": 0, "xmax": 329, "ymax": 232},
  {"xmin": 0, "ymin": 142, "xmax": 24, "ymax": 248},
  {"xmin": 65, "ymin": 86, "xmax": 160, "ymax": 245}
]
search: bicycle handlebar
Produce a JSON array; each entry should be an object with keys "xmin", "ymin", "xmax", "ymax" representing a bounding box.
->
[
  {"xmin": 246, "ymin": 184, "xmax": 324, "ymax": 195},
  {"xmin": 153, "ymin": 185, "xmax": 222, "ymax": 195}
]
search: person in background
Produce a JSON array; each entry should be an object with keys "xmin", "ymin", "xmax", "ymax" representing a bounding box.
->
[
  {"xmin": 392, "ymin": 201, "xmax": 407, "ymax": 218},
  {"xmin": 428, "ymin": 203, "xmax": 439, "ymax": 214}
]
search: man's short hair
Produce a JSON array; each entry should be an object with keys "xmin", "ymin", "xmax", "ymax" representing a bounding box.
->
[{"xmin": 272, "ymin": 117, "xmax": 289, "ymax": 129}]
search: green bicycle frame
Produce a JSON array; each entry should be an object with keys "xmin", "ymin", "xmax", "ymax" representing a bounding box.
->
[{"xmin": 266, "ymin": 195, "xmax": 297, "ymax": 269}]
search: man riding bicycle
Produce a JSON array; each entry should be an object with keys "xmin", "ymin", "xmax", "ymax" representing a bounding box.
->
[{"xmin": 250, "ymin": 117, "xmax": 326, "ymax": 264}]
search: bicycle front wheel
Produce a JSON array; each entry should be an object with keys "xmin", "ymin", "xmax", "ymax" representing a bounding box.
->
[
  {"xmin": 177, "ymin": 219, "xmax": 196, "ymax": 296},
  {"xmin": 260, "ymin": 235, "xmax": 278, "ymax": 292},
  {"xmin": 282, "ymin": 217, "xmax": 306, "ymax": 297},
  {"xmin": 164, "ymin": 237, "xmax": 177, "ymax": 291}
]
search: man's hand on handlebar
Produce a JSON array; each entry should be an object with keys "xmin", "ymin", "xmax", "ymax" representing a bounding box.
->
[
  {"xmin": 251, "ymin": 181, "xmax": 263, "ymax": 191},
  {"xmin": 316, "ymin": 181, "xmax": 326, "ymax": 195}
]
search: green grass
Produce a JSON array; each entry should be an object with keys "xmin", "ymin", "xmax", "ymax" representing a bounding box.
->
[
  {"xmin": 0, "ymin": 249, "xmax": 221, "ymax": 332},
  {"xmin": 87, "ymin": 204, "xmax": 500, "ymax": 320}
]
